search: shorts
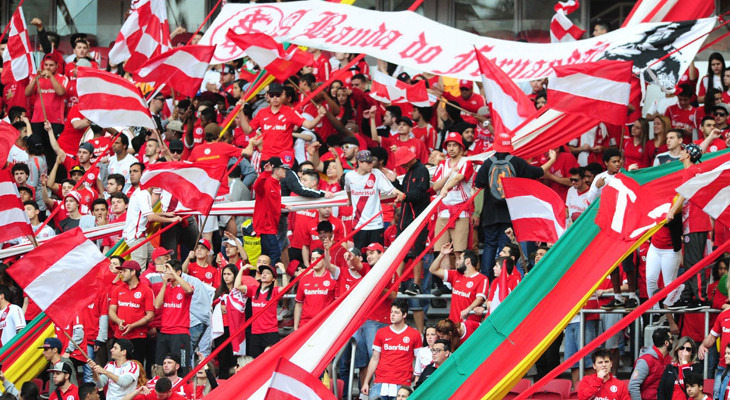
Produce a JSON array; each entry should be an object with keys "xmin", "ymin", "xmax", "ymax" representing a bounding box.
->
[
  {"xmin": 600, "ymin": 313, "xmax": 622, "ymax": 350},
  {"xmin": 399, "ymin": 279, "xmax": 424, "ymax": 311},
  {"xmin": 434, "ymin": 217, "xmax": 470, "ymax": 252},
  {"xmin": 405, "ymin": 229, "xmax": 427, "ymax": 260},
  {"xmin": 353, "ymin": 229, "xmax": 384, "ymax": 252},
  {"xmin": 564, "ymin": 320, "xmax": 597, "ymax": 369}
]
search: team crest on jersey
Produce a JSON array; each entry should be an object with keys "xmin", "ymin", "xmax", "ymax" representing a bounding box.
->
[
  {"xmin": 204, "ymin": 148, "xmax": 212, "ymax": 155},
  {"xmin": 134, "ymin": 292, "xmax": 142, "ymax": 299},
  {"xmin": 466, "ymin": 281, "xmax": 474, "ymax": 288},
  {"xmin": 88, "ymin": 173, "xmax": 96, "ymax": 180},
  {"xmin": 205, "ymin": 271, "xmax": 213, "ymax": 279},
  {"xmin": 403, "ymin": 336, "xmax": 410, "ymax": 343},
  {"xmin": 323, "ymin": 280, "xmax": 330, "ymax": 287},
  {"xmin": 176, "ymin": 293, "xmax": 183, "ymax": 300},
  {"xmin": 610, "ymin": 385, "xmax": 617, "ymax": 393}
]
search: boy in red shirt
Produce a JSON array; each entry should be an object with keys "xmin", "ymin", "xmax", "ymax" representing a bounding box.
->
[
  {"xmin": 184, "ymin": 239, "xmax": 219, "ymax": 288},
  {"xmin": 108, "ymin": 260, "xmax": 155, "ymax": 364},
  {"xmin": 253, "ymin": 157, "xmax": 288, "ymax": 265},
  {"xmin": 153, "ymin": 261, "xmax": 193, "ymax": 372},
  {"xmin": 294, "ymin": 246, "xmax": 339, "ymax": 330},
  {"xmin": 577, "ymin": 348, "xmax": 630, "ymax": 400}
]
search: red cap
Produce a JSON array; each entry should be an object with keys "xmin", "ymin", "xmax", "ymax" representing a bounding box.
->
[
  {"xmin": 493, "ymin": 130, "xmax": 514, "ymax": 153},
  {"xmin": 361, "ymin": 243, "xmax": 384, "ymax": 254},
  {"xmin": 394, "ymin": 147, "xmax": 416, "ymax": 166},
  {"xmin": 443, "ymin": 132, "xmax": 464, "ymax": 148},
  {"xmin": 459, "ymin": 79, "xmax": 473, "ymax": 89},
  {"xmin": 198, "ymin": 239, "xmax": 211, "ymax": 251},
  {"xmin": 64, "ymin": 190, "xmax": 81, "ymax": 205},
  {"xmin": 281, "ymin": 150, "xmax": 295, "ymax": 168},
  {"xmin": 152, "ymin": 247, "xmax": 174, "ymax": 260},
  {"xmin": 259, "ymin": 264, "xmax": 277, "ymax": 279},
  {"xmin": 120, "ymin": 260, "xmax": 141, "ymax": 271}
]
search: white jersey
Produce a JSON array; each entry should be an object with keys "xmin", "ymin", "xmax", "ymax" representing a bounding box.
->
[
  {"xmin": 565, "ymin": 187, "xmax": 591, "ymax": 224},
  {"xmin": 432, "ymin": 157, "xmax": 474, "ymax": 218},
  {"xmin": 0, "ymin": 304, "xmax": 25, "ymax": 346},
  {"xmin": 107, "ymin": 153, "xmax": 137, "ymax": 193},
  {"xmin": 7, "ymin": 145, "xmax": 28, "ymax": 165},
  {"xmin": 586, "ymin": 171, "xmax": 617, "ymax": 205},
  {"xmin": 344, "ymin": 169, "xmax": 395, "ymax": 230},
  {"xmin": 98, "ymin": 360, "xmax": 140, "ymax": 400},
  {"xmin": 123, "ymin": 189, "xmax": 153, "ymax": 244}
]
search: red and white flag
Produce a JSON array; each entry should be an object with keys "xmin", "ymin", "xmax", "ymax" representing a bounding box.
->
[
  {"xmin": 135, "ymin": 45, "xmax": 216, "ymax": 97},
  {"xmin": 225, "ymin": 30, "xmax": 313, "ymax": 81},
  {"xmin": 676, "ymin": 161, "xmax": 730, "ymax": 227},
  {"xmin": 623, "ymin": 0, "xmax": 714, "ymax": 26},
  {"xmin": 7, "ymin": 228, "xmax": 110, "ymax": 329},
  {"xmin": 108, "ymin": 0, "xmax": 171, "ymax": 74},
  {"xmin": 139, "ymin": 160, "xmax": 228, "ymax": 214},
  {"xmin": 370, "ymin": 70, "xmax": 436, "ymax": 107},
  {"xmin": 0, "ymin": 169, "xmax": 33, "ymax": 244},
  {"xmin": 550, "ymin": 1, "xmax": 585, "ymax": 43},
  {"xmin": 1, "ymin": 6, "xmax": 35, "ymax": 85},
  {"xmin": 502, "ymin": 177, "xmax": 566, "ymax": 243},
  {"xmin": 77, "ymin": 67, "xmax": 155, "ymax": 129},
  {"xmin": 0, "ymin": 120, "xmax": 20, "ymax": 165},
  {"xmin": 547, "ymin": 60, "xmax": 633, "ymax": 126},
  {"xmin": 265, "ymin": 358, "xmax": 336, "ymax": 400}
]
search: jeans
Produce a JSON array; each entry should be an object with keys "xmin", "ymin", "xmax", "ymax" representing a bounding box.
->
[
  {"xmin": 369, "ymin": 383, "xmax": 396, "ymax": 400},
  {"xmin": 564, "ymin": 320, "xmax": 597, "ymax": 369},
  {"xmin": 715, "ymin": 365, "xmax": 728, "ymax": 400},
  {"xmin": 481, "ymin": 223, "xmax": 511, "ymax": 279},
  {"xmin": 354, "ymin": 320, "xmax": 388, "ymax": 368},
  {"xmin": 82, "ymin": 344, "xmax": 95, "ymax": 383},
  {"xmin": 189, "ymin": 323, "xmax": 205, "ymax": 366},
  {"xmin": 260, "ymin": 233, "xmax": 281, "ymax": 265}
]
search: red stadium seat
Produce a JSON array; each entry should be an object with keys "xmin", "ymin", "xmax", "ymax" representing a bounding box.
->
[
  {"xmin": 531, "ymin": 379, "xmax": 572, "ymax": 399},
  {"xmin": 504, "ymin": 378, "xmax": 532, "ymax": 399},
  {"xmin": 705, "ymin": 378, "xmax": 714, "ymax": 396},
  {"xmin": 336, "ymin": 379, "xmax": 344, "ymax": 400}
]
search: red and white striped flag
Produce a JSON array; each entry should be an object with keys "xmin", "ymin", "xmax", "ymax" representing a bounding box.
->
[
  {"xmin": 108, "ymin": 0, "xmax": 171, "ymax": 74},
  {"xmin": 623, "ymin": 0, "xmax": 714, "ymax": 26},
  {"xmin": 0, "ymin": 169, "xmax": 33, "ymax": 244},
  {"xmin": 225, "ymin": 30, "xmax": 313, "ymax": 81},
  {"xmin": 139, "ymin": 160, "xmax": 228, "ymax": 214},
  {"xmin": 550, "ymin": 1, "xmax": 586, "ymax": 43},
  {"xmin": 676, "ymin": 161, "xmax": 730, "ymax": 226},
  {"xmin": 1, "ymin": 5, "xmax": 35, "ymax": 85},
  {"xmin": 502, "ymin": 177, "xmax": 566, "ymax": 243},
  {"xmin": 77, "ymin": 67, "xmax": 155, "ymax": 129},
  {"xmin": 135, "ymin": 45, "xmax": 216, "ymax": 97},
  {"xmin": 7, "ymin": 228, "xmax": 109, "ymax": 329},
  {"xmin": 547, "ymin": 60, "xmax": 633, "ymax": 126},
  {"xmin": 0, "ymin": 120, "xmax": 20, "ymax": 165},
  {"xmin": 370, "ymin": 70, "xmax": 436, "ymax": 107},
  {"xmin": 265, "ymin": 358, "xmax": 336, "ymax": 400}
]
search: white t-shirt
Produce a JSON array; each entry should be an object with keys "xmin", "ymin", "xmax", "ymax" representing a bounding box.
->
[
  {"xmin": 7, "ymin": 145, "xmax": 28, "ymax": 165},
  {"xmin": 432, "ymin": 157, "xmax": 474, "ymax": 218},
  {"xmin": 586, "ymin": 171, "xmax": 617, "ymax": 205},
  {"xmin": 565, "ymin": 187, "xmax": 591, "ymax": 224},
  {"xmin": 344, "ymin": 168, "xmax": 395, "ymax": 230},
  {"xmin": 0, "ymin": 304, "xmax": 25, "ymax": 346},
  {"xmin": 107, "ymin": 153, "xmax": 137, "ymax": 193},
  {"xmin": 98, "ymin": 360, "xmax": 140, "ymax": 400},
  {"xmin": 123, "ymin": 189, "xmax": 153, "ymax": 244}
]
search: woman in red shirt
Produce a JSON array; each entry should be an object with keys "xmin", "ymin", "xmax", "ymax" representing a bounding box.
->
[
  {"xmin": 657, "ymin": 336, "xmax": 702, "ymax": 400},
  {"xmin": 240, "ymin": 263, "xmax": 282, "ymax": 358},
  {"xmin": 213, "ymin": 264, "xmax": 238, "ymax": 379},
  {"xmin": 623, "ymin": 118, "xmax": 651, "ymax": 169},
  {"xmin": 650, "ymin": 115, "xmax": 671, "ymax": 161}
]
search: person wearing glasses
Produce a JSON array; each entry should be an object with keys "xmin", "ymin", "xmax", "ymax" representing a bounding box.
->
[
  {"xmin": 565, "ymin": 167, "xmax": 591, "ymax": 225},
  {"xmin": 657, "ymin": 336, "xmax": 702, "ymax": 400},
  {"xmin": 629, "ymin": 328, "xmax": 673, "ymax": 400},
  {"xmin": 713, "ymin": 104, "xmax": 730, "ymax": 134},
  {"xmin": 413, "ymin": 339, "xmax": 451, "ymax": 390}
]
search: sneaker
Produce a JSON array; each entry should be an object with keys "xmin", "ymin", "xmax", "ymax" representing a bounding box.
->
[
  {"xmin": 624, "ymin": 298, "xmax": 639, "ymax": 311},
  {"xmin": 432, "ymin": 286, "xmax": 452, "ymax": 297},
  {"xmin": 279, "ymin": 318, "xmax": 294, "ymax": 329},
  {"xmin": 277, "ymin": 308, "xmax": 292, "ymax": 322},
  {"xmin": 601, "ymin": 298, "xmax": 625, "ymax": 310},
  {"xmin": 650, "ymin": 315, "xmax": 668, "ymax": 326},
  {"xmin": 666, "ymin": 299, "xmax": 691, "ymax": 311},
  {"xmin": 404, "ymin": 283, "xmax": 422, "ymax": 296}
]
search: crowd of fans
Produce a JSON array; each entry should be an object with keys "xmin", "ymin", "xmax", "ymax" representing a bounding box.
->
[{"xmin": 0, "ymin": 14, "xmax": 730, "ymax": 400}]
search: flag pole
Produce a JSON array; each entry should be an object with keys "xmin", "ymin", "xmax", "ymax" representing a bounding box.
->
[
  {"xmin": 0, "ymin": 0, "xmax": 25, "ymax": 46},
  {"xmin": 58, "ymin": 328, "xmax": 92, "ymax": 361},
  {"xmin": 118, "ymin": 217, "xmax": 182, "ymax": 258},
  {"xmin": 35, "ymin": 76, "xmax": 49, "ymax": 122}
]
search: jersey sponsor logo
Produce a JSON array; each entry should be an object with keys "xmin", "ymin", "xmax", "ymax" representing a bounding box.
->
[
  {"xmin": 163, "ymin": 302, "xmax": 183, "ymax": 309},
  {"xmin": 262, "ymin": 123, "xmax": 287, "ymax": 131},
  {"xmin": 304, "ymin": 289, "xmax": 330, "ymax": 296},
  {"xmin": 722, "ymin": 326, "xmax": 730, "ymax": 334},
  {"xmin": 117, "ymin": 301, "xmax": 141, "ymax": 308},
  {"xmin": 383, "ymin": 343, "xmax": 411, "ymax": 352},
  {"xmin": 350, "ymin": 189, "xmax": 376, "ymax": 196},
  {"xmin": 452, "ymin": 288, "xmax": 470, "ymax": 298},
  {"xmin": 133, "ymin": 292, "xmax": 142, "ymax": 299}
]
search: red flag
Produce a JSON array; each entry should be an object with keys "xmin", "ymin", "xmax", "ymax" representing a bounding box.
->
[
  {"xmin": 225, "ymin": 30, "xmax": 313, "ymax": 81},
  {"xmin": 547, "ymin": 60, "xmax": 633, "ymax": 126},
  {"xmin": 0, "ymin": 121, "xmax": 20, "ymax": 166},
  {"xmin": 108, "ymin": 0, "xmax": 171, "ymax": 73},
  {"xmin": 502, "ymin": 177, "xmax": 566, "ymax": 243},
  {"xmin": 0, "ymin": 169, "xmax": 33, "ymax": 243},
  {"xmin": 135, "ymin": 45, "xmax": 216, "ymax": 97},
  {"xmin": 1, "ymin": 6, "xmax": 35, "ymax": 85},
  {"xmin": 550, "ymin": 1, "xmax": 586, "ymax": 43},
  {"xmin": 139, "ymin": 160, "xmax": 228, "ymax": 214},
  {"xmin": 7, "ymin": 228, "xmax": 110, "ymax": 329},
  {"xmin": 676, "ymin": 160, "xmax": 730, "ymax": 227},
  {"xmin": 77, "ymin": 67, "xmax": 156, "ymax": 129},
  {"xmin": 370, "ymin": 71, "xmax": 436, "ymax": 107},
  {"xmin": 265, "ymin": 358, "xmax": 336, "ymax": 400},
  {"xmin": 623, "ymin": 0, "xmax": 714, "ymax": 26}
]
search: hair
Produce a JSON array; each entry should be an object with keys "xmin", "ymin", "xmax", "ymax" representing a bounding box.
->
[
  {"xmin": 118, "ymin": 133, "xmax": 129, "ymax": 148},
  {"xmin": 301, "ymin": 170, "xmax": 320, "ymax": 184},
  {"xmin": 495, "ymin": 256, "xmax": 515, "ymax": 275},
  {"xmin": 433, "ymin": 338, "xmax": 451, "ymax": 353},
  {"xmin": 282, "ymin": 86, "xmax": 296, "ymax": 102},
  {"xmin": 633, "ymin": 117, "xmax": 650, "ymax": 148},
  {"xmin": 591, "ymin": 347, "xmax": 612, "ymax": 363},
  {"xmin": 594, "ymin": 19, "xmax": 611, "ymax": 33},
  {"xmin": 78, "ymin": 383, "xmax": 97, "ymax": 400},
  {"xmin": 351, "ymin": 73, "xmax": 368, "ymax": 83},
  {"xmin": 435, "ymin": 319, "xmax": 461, "ymax": 352},
  {"xmin": 215, "ymin": 264, "xmax": 239, "ymax": 298},
  {"xmin": 503, "ymin": 243, "xmax": 521, "ymax": 261},
  {"xmin": 702, "ymin": 115, "xmax": 716, "ymax": 127},
  {"xmin": 462, "ymin": 250, "xmax": 479, "ymax": 269},
  {"xmin": 133, "ymin": 360, "xmax": 148, "ymax": 387},
  {"xmin": 20, "ymin": 381, "xmax": 40, "ymax": 400},
  {"xmin": 110, "ymin": 255, "xmax": 125, "ymax": 266},
  {"xmin": 154, "ymin": 377, "xmax": 172, "ymax": 393},
  {"xmin": 671, "ymin": 336, "xmax": 698, "ymax": 364},
  {"xmin": 23, "ymin": 200, "xmax": 39, "ymax": 211},
  {"xmin": 107, "ymin": 173, "xmax": 126, "ymax": 188},
  {"xmin": 569, "ymin": 167, "xmax": 584, "ymax": 178},
  {"xmin": 168, "ymin": 259, "xmax": 182, "ymax": 273},
  {"xmin": 584, "ymin": 162, "xmax": 603, "ymax": 177},
  {"xmin": 255, "ymin": 266, "xmax": 277, "ymax": 302},
  {"xmin": 200, "ymin": 107, "xmax": 217, "ymax": 124},
  {"xmin": 91, "ymin": 198, "xmax": 108, "ymax": 210},
  {"xmin": 391, "ymin": 298, "xmax": 409, "ymax": 315},
  {"xmin": 707, "ymin": 52, "xmax": 727, "ymax": 91},
  {"xmin": 370, "ymin": 146, "xmax": 389, "ymax": 166},
  {"xmin": 385, "ymin": 105, "xmax": 402, "ymax": 120},
  {"xmin": 652, "ymin": 327, "xmax": 671, "ymax": 348},
  {"xmin": 11, "ymin": 163, "xmax": 29, "ymax": 175},
  {"xmin": 684, "ymin": 372, "xmax": 704, "ymax": 388},
  {"xmin": 299, "ymin": 73, "xmax": 316, "ymax": 87},
  {"xmin": 398, "ymin": 386, "xmax": 414, "ymax": 396},
  {"xmin": 667, "ymin": 128, "xmax": 685, "ymax": 140},
  {"xmin": 7, "ymin": 106, "xmax": 26, "ymax": 123},
  {"xmin": 0, "ymin": 285, "xmax": 12, "ymax": 302},
  {"xmin": 705, "ymin": 87, "xmax": 722, "ymax": 114},
  {"xmin": 713, "ymin": 257, "xmax": 729, "ymax": 281},
  {"xmin": 298, "ymin": 161, "xmax": 315, "ymax": 172},
  {"xmin": 109, "ymin": 192, "xmax": 129, "ymax": 205},
  {"xmin": 422, "ymin": 325, "xmax": 437, "ymax": 345},
  {"xmin": 12, "ymin": 121, "xmax": 26, "ymax": 132},
  {"xmin": 415, "ymin": 106, "xmax": 434, "ymax": 122},
  {"xmin": 602, "ymin": 148, "xmax": 622, "ymax": 163}
]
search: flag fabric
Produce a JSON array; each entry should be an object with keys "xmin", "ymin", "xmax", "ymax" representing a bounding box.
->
[
  {"xmin": 77, "ymin": 67, "xmax": 156, "ymax": 129},
  {"xmin": 502, "ymin": 177, "xmax": 566, "ymax": 243},
  {"xmin": 0, "ymin": 169, "xmax": 33, "ymax": 244},
  {"xmin": 135, "ymin": 45, "xmax": 216, "ymax": 97},
  {"xmin": 265, "ymin": 358, "xmax": 336, "ymax": 400},
  {"xmin": 225, "ymin": 30, "xmax": 313, "ymax": 81},
  {"xmin": 0, "ymin": 314, "xmax": 54, "ymax": 392},
  {"xmin": 108, "ymin": 0, "xmax": 171, "ymax": 74},
  {"xmin": 676, "ymin": 160, "xmax": 730, "ymax": 227},
  {"xmin": 7, "ymin": 228, "xmax": 110, "ymax": 330},
  {"xmin": 550, "ymin": 1, "xmax": 586, "ymax": 43},
  {"xmin": 622, "ymin": 0, "xmax": 714, "ymax": 26},
  {"xmin": 547, "ymin": 60, "xmax": 633, "ymax": 126},
  {"xmin": 369, "ymin": 70, "xmax": 436, "ymax": 107},
  {"xmin": 139, "ymin": 160, "xmax": 228, "ymax": 214},
  {"xmin": 0, "ymin": 120, "xmax": 20, "ymax": 165},
  {"xmin": 1, "ymin": 6, "xmax": 35, "ymax": 85},
  {"xmin": 410, "ymin": 151, "xmax": 730, "ymax": 400}
]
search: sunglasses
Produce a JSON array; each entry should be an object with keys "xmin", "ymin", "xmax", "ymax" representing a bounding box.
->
[
  {"xmin": 714, "ymin": 112, "xmax": 728, "ymax": 117},
  {"xmin": 170, "ymin": 149, "xmax": 183, "ymax": 154},
  {"xmin": 569, "ymin": 178, "xmax": 580, "ymax": 182},
  {"xmin": 431, "ymin": 348, "xmax": 445, "ymax": 353},
  {"xmin": 681, "ymin": 346, "xmax": 693, "ymax": 351}
]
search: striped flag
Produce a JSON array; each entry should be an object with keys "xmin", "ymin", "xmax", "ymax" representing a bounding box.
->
[
  {"xmin": 108, "ymin": 0, "xmax": 171, "ymax": 74},
  {"xmin": 547, "ymin": 60, "xmax": 633, "ymax": 126},
  {"xmin": 266, "ymin": 358, "xmax": 336, "ymax": 400},
  {"xmin": 0, "ymin": 120, "xmax": 20, "ymax": 166},
  {"xmin": 0, "ymin": 169, "xmax": 33, "ymax": 244},
  {"xmin": 502, "ymin": 177, "xmax": 566, "ymax": 243},
  {"xmin": 135, "ymin": 45, "xmax": 216, "ymax": 97},
  {"xmin": 225, "ymin": 30, "xmax": 313, "ymax": 81},
  {"xmin": 676, "ymin": 160, "xmax": 730, "ymax": 226},
  {"xmin": 623, "ymin": 0, "xmax": 714, "ymax": 26},
  {"xmin": 0, "ymin": 5, "xmax": 35, "ymax": 85},
  {"xmin": 139, "ymin": 160, "xmax": 228, "ymax": 214},
  {"xmin": 77, "ymin": 67, "xmax": 155, "ymax": 129},
  {"xmin": 550, "ymin": 1, "xmax": 585, "ymax": 43},
  {"xmin": 370, "ymin": 70, "xmax": 436, "ymax": 107},
  {"xmin": 7, "ymin": 228, "xmax": 109, "ymax": 330}
]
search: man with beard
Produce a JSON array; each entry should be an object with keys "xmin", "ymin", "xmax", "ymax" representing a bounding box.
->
[
  {"xmin": 429, "ymin": 245, "xmax": 488, "ymax": 324},
  {"xmin": 48, "ymin": 362, "xmax": 79, "ymax": 400},
  {"xmin": 146, "ymin": 354, "xmax": 186, "ymax": 397},
  {"xmin": 456, "ymin": 122, "xmax": 489, "ymax": 156}
]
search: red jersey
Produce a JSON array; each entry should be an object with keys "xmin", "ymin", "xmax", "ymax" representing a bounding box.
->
[
  {"xmin": 665, "ymin": 105, "xmax": 700, "ymax": 144},
  {"xmin": 81, "ymin": 292, "xmax": 105, "ymax": 344},
  {"xmin": 56, "ymin": 316, "xmax": 87, "ymax": 362},
  {"xmin": 367, "ymin": 273, "xmax": 397, "ymax": 324},
  {"xmin": 290, "ymin": 209, "xmax": 318, "ymax": 249},
  {"xmin": 142, "ymin": 375, "xmax": 186, "ymax": 398},
  {"xmin": 49, "ymin": 384, "xmax": 79, "ymax": 400},
  {"xmin": 381, "ymin": 136, "xmax": 429, "ymax": 175},
  {"xmin": 253, "ymin": 170, "xmax": 282, "ymax": 235},
  {"xmin": 546, "ymin": 151, "xmax": 579, "ymax": 201},
  {"xmin": 443, "ymin": 91, "xmax": 486, "ymax": 125},
  {"xmin": 30, "ymin": 73, "xmax": 68, "ymax": 124},
  {"xmin": 159, "ymin": 283, "xmax": 192, "ymax": 335},
  {"xmin": 372, "ymin": 325, "xmax": 423, "ymax": 386},
  {"xmin": 302, "ymin": 216, "xmax": 346, "ymax": 251},
  {"xmin": 623, "ymin": 139, "xmax": 651, "ymax": 169},
  {"xmin": 412, "ymin": 124, "xmax": 437, "ymax": 151},
  {"xmin": 466, "ymin": 138, "xmax": 490, "ymax": 156},
  {"xmin": 711, "ymin": 308, "xmax": 730, "ymax": 367},
  {"xmin": 233, "ymin": 126, "xmax": 255, "ymax": 149},
  {"xmin": 311, "ymin": 53, "xmax": 331, "ymax": 83},
  {"xmin": 459, "ymin": 319, "xmax": 480, "ymax": 344},
  {"xmin": 444, "ymin": 270, "xmax": 488, "ymax": 323},
  {"xmin": 187, "ymin": 262, "xmax": 220, "ymax": 288},
  {"xmin": 110, "ymin": 282, "xmax": 155, "ymax": 339},
  {"xmin": 336, "ymin": 265, "xmax": 368, "ymax": 298},
  {"xmin": 88, "ymin": 136, "xmax": 112, "ymax": 159},
  {"xmin": 248, "ymin": 105, "xmax": 306, "ymax": 159},
  {"xmin": 696, "ymin": 137, "xmax": 727, "ymax": 153},
  {"xmin": 295, "ymin": 270, "xmax": 337, "ymax": 327},
  {"xmin": 577, "ymin": 374, "xmax": 630, "ymax": 400},
  {"xmin": 57, "ymin": 106, "xmax": 87, "ymax": 155},
  {"xmin": 189, "ymin": 142, "xmax": 241, "ymax": 196},
  {"xmin": 245, "ymin": 284, "xmax": 281, "ymax": 334},
  {"xmin": 1, "ymin": 79, "xmax": 29, "ymax": 113}
]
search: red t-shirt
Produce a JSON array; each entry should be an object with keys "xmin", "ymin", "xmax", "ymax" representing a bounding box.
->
[
  {"xmin": 302, "ymin": 216, "xmax": 346, "ymax": 251},
  {"xmin": 253, "ymin": 170, "xmax": 282, "ymax": 235},
  {"xmin": 367, "ymin": 273, "xmax": 397, "ymax": 324},
  {"xmin": 695, "ymin": 137, "xmax": 727, "ymax": 153},
  {"xmin": 295, "ymin": 270, "xmax": 337, "ymax": 327},
  {"xmin": 711, "ymin": 308, "xmax": 730, "ymax": 367},
  {"xmin": 651, "ymin": 226, "xmax": 674, "ymax": 250},
  {"xmin": 381, "ymin": 136, "xmax": 429, "ymax": 175},
  {"xmin": 372, "ymin": 325, "xmax": 423, "ymax": 386},
  {"xmin": 57, "ymin": 106, "xmax": 87, "ymax": 155},
  {"xmin": 248, "ymin": 105, "xmax": 305, "ymax": 159},
  {"xmin": 159, "ymin": 283, "xmax": 192, "ymax": 335},
  {"xmin": 623, "ymin": 139, "xmax": 651, "ymax": 169},
  {"xmin": 189, "ymin": 142, "xmax": 241, "ymax": 196},
  {"xmin": 665, "ymin": 105, "xmax": 700, "ymax": 144},
  {"xmin": 412, "ymin": 124, "xmax": 437, "ymax": 151},
  {"xmin": 187, "ymin": 263, "xmax": 220, "ymax": 288},
  {"xmin": 336, "ymin": 265, "xmax": 368, "ymax": 298},
  {"xmin": 110, "ymin": 282, "xmax": 154, "ymax": 339},
  {"xmin": 546, "ymin": 151, "xmax": 579, "ymax": 201},
  {"xmin": 289, "ymin": 209, "xmax": 318, "ymax": 249},
  {"xmin": 56, "ymin": 316, "xmax": 87, "ymax": 362},
  {"xmin": 30, "ymin": 73, "xmax": 69, "ymax": 124},
  {"xmin": 1, "ymin": 79, "xmax": 29, "ymax": 113},
  {"xmin": 312, "ymin": 53, "xmax": 331, "ymax": 83},
  {"xmin": 88, "ymin": 136, "xmax": 112, "ymax": 159},
  {"xmin": 459, "ymin": 319, "xmax": 481, "ymax": 344},
  {"xmin": 443, "ymin": 91, "xmax": 486, "ymax": 125},
  {"xmin": 444, "ymin": 270, "xmax": 488, "ymax": 323},
  {"xmin": 246, "ymin": 284, "xmax": 281, "ymax": 334},
  {"xmin": 49, "ymin": 384, "xmax": 79, "ymax": 400}
]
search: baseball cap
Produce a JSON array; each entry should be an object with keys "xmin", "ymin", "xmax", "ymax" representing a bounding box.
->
[
  {"xmin": 268, "ymin": 82, "xmax": 284, "ymax": 95},
  {"xmin": 120, "ymin": 260, "xmax": 141, "ymax": 271},
  {"xmin": 281, "ymin": 151, "xmax": 295, "ymax": 168},
  {"xmin": 285, "ymin": 259, "xmax": 300, "ymax": 277},
  {"xmin": 69, "ymin": 165, "xmax": 85, "ymax": 175},
  {"xmin": 443, "ymin": 131, "xmax": 465, "ymax": 148},
  {"xmin": 394, "ymin": 147, "xmax": 416, "ymax": 166},
  {"xmin": 397, "ymin": 116, "xmax": 413, "ymax": 127},
  {"xmin": 356, "ymin": 150, "xmax": 373, "ymax": 162},
  {"xmin": 64, "ymin": 190, "xmax": 82, "ymax": 204},
  {"xmin": 222, "ymin": 238, "xmax": 237, "ymax": 247},
  {"xmin": 259, "ymin": 264, "xmax": 277, "ymax": 279},
  {"xmin": 38, "ymin": 338, "xmax": 63, "ymax": 352},
  {"xmin": 362, "ymin": 243, "xmax": 384, "ymax": 254},
  {"xmin": 204, "ymin": 124, "xmax": 221, "ymax": 137},
  {"xmin": 715, "ymin": 104, "xmax": 729, "ymax": 114},
  {"xmin": 682, "ymin": 143, "xmax": 703, "ymax": 163},
  {"xmin": 459, "ymin": 79, "xmax": 474, "ymax": 89},
  {"xmin": 79, "ymin": 142, "xmax": 94, "ymax": 154},
  {"xmin": 164, "ymin": 353, "xmax": 181, "ymax": 365},
  {"xmin": 168, "ymin": 139, "xmax": 184, "ymax": 152},
  {"xmin": 152, "ymin": 247, "xmax": 174, "ymax": 260},
  {"xmin": 341, "ymin": 136, "xmax": 359, "ymax": 147},
  {"xmin": 267, "ymin": 157, "xmax": 284, "ymax": 169},
  {"xmin": 47, "ymin": 362, "xmax": 74, "ymax": 375},
  {"xmin": 167, "ymin": 120, "xmax": 183, "ymax": 133},
  {"xmin": 198, "ymin": 238, "xmax": 211, "ymax": 251}
]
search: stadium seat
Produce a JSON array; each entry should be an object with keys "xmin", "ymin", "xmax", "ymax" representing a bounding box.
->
[
  {"xmin": 530, "ymin": 379, "xmax": 572, "ymax": 399},
  {"xmin": 529, "ymin": 393, "xmax": 563, "ymax": 400},
  {"xmin": 705, "ymin": 378, "xmax": 714, "ymax": 396},
  {"xmin": 336, "ymin": 379, "xmax": 344, "ymax": 400},
  {"xmin": 32, "ymin": 378, "xmax": 45, "ymax": 394},
  {"xmin": 504, "ymin": 379, "xmax": 531, "ymax": 400}
]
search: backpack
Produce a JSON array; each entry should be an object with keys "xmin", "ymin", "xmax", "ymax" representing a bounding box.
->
[{"xmin": 487, "ymin": 155, "xmax": 515, "ymax": 200}]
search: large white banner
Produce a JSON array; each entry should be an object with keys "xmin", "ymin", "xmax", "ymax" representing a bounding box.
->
[{"xmin": 201, "ymin": 1, "xmax": 715, "ymax": 85}]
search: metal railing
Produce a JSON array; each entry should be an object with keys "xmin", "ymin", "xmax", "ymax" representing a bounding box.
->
[{"xmin": 330, "ymin": 338, "xmax": 358, "ymax": 400}]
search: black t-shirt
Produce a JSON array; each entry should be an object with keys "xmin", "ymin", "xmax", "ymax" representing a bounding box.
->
[
  {"xmin": 58, "ymin": 216, "xmax": 81, "ymax": 233},
  {"xmin": 474, "ymin": 153, "xmax": 544, "ymax": 226}
]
